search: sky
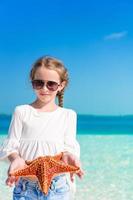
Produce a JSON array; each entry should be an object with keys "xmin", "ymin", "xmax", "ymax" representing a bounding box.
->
[{"xmin": 0, "ymin": 0, "xmax": 133, "ymax": 115}]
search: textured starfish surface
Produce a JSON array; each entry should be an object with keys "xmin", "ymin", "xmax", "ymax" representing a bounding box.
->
[{"xmin": 10, "ymin": 152, "xmax": 80, "ymax": 195}]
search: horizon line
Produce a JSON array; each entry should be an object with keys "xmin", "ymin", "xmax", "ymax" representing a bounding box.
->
[{"xmin": 1, "ymin": 113, "xmax": 133, "ymax": 117}]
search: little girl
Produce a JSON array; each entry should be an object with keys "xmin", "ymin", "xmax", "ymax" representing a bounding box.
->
[{"xmin": 0, "ymin": 56, "xmax": 84, "ymax": 200}]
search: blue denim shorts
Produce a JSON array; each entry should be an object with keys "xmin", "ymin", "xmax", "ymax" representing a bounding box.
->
[{"xmin": 13, "ymin": 174, "xmax": 70, "ymax": 200}]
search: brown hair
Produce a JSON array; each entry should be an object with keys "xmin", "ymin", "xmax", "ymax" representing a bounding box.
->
[{"xmin": 29, "ymin": 56, "xmax": 69, "ymax": 107}]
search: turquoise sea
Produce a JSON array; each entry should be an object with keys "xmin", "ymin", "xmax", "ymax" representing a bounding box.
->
[{"xmin": 0, "ymin": 115, "xmax": 133, "ymax": 200}]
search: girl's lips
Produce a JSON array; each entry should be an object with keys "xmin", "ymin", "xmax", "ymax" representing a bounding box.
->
[{"xmin": 40, "ymin": 93, "xmax": 49, "ymax": 95}]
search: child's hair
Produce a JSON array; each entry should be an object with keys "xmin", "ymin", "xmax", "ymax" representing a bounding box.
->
[{"xmin": 29, "ymin": 56, "xmax": 69, "ymax": 107}]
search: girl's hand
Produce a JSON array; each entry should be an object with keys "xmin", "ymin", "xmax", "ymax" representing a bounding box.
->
[
  {"xmin": 6, "ymin": 156, "xmax": 27, "ymax": 187},
  {"xmin": 61, "ymin": 151, "xmax": 84, "ymax": 182}
]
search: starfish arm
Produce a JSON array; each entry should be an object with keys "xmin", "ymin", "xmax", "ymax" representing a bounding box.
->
[
  {"xmin": 36, "ymin": 163, "xmax": 53, "ymax": 195},
  {"xmin": 25, "ymin": 160, "xmax": 33, "ymax": 165},
  {"xmin": 52, "ymin": 152, "xmax": 63, "ymax": 161},
  {"xmin": 39, "ymin": 174, "xmax": 53, "ymax": 195},
  {"xmin": 26, "ymin": 156, "xmax": 46, "ymax": 165},
  {"xmin": 50, "ymin": 159, "xmax": 80, "ymax": 173},
  {"xmin": 48, "ymin": 164, "xmax": 79, "ymax": 175},
  {"xmin": 10, "ymin": 164, "xmax": 38, "ymax": 177}
]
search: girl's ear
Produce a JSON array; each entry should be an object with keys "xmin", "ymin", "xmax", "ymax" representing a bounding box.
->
[{"xmin": 58, "ymin": 81, "xmax": 66, "ymax": 92}]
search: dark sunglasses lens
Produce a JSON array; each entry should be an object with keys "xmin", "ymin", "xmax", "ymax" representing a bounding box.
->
[
  {"xmin": 32, "ymin": 80, "xmax": 44, "ymax": 89},
  {"xmin": 47, "ymin": 81, "xmax": 58, "ymax": 91}
]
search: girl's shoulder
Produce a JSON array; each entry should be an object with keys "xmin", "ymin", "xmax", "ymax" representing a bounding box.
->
[
  {"xmin": 13, "ymin": 104, "xmax": 30, "ymax": 118},
  {"xmin": 61, "ymin": 107, "xmax": 77, "ymax": 116},
  {"xmin": 14, "ymin": 104, "xmax": 29, "ymax": 112}
]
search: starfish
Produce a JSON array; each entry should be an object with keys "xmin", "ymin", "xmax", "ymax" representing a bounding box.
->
[{"xmin": 10, "ymin": 152, "xmax": 80, "ymax": 195}]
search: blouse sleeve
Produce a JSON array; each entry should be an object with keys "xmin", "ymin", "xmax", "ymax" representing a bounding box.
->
[
  {"xmin": 64, "ymin": 110, "xmax": 80, "ymax": 159},
  {"xmin": 0, "ymin": 106, "xmax": 23, "ymax": 162}
]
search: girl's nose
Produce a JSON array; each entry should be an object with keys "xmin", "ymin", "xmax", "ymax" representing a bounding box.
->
[{"xmin": 42, "ymin": 84, "xmax": 48, "ymax": 91}]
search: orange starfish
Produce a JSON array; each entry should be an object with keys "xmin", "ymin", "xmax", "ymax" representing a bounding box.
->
[{"xmin": 10, "ymin": 152, "xmax": 80, "ymax": 195}]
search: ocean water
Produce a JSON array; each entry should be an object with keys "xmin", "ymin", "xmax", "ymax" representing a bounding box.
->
[
  {"xmin": 0, "ymin": 115, "xmax": 133, "ymax": 200},
  {"xmin": 1, "ymin": 114, "xmax": 133, "ymax": 134}
]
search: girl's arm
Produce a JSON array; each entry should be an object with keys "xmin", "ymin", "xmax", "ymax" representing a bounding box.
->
[
  {"xmin": 6, "ymin": 153, "xmax": 26, "ymax": 187},
  {"xmin": 61, "ymin": 151, "xmax": 84, "ymax": 181},
  {"xmin": 63, "ymin": 110, "xmax": 84, "ymax": 180},
  {"xmin": 0, "ymin": 106, "xmax": 23, "ymax": 161},
  {"xmin": 0, "ymin": 106, "xmax": 25, "ymax": 186},
  {"xmin": 8, "ymin": 152, "xmax": 20, "ymax": 162}
]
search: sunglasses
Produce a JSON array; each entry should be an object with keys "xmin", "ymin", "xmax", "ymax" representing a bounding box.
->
[{"xmin": 31, "ymin": 79, "xmax": 60, "ymax": 91}]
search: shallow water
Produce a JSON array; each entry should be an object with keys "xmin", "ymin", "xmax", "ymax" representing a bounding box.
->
[{"xmin": 0, "ymin": 134, "xmax": 133, "ymax": 200}]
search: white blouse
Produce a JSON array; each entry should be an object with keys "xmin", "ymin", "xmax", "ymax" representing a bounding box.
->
[{"xmin": 0, "ymin": 104, "xmax": 80, "ymax": 162}]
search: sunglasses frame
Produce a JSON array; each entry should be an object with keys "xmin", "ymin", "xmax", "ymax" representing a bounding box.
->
[{"xmin": 31, "ymin": 79, "xmax": 61, "ymax": 91}]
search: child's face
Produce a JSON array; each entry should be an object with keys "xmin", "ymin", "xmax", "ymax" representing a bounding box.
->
[{"xmin": 32, "ymin": 67, "xmax": 65, "ymax": 104}]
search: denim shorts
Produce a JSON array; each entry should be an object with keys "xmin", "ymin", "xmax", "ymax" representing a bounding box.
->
[{"xmin": 13, "ymin": 174, "xmax": 70, "ymax": 200}]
